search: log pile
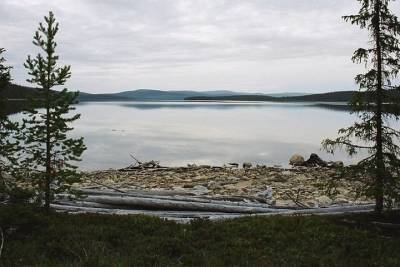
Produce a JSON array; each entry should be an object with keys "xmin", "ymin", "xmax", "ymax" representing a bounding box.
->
[{"xmin": 52, "ymin": 188, "xmax": 376, "ymax": 222}]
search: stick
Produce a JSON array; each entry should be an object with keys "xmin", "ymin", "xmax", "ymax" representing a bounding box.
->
[
  {"xmin": 284, "ymin": 191, "xmax": 311, "ymax": 209},
  {"xmin": 83, "ymin": 177, "xmax": 126, "ymax": 193},
  {"xmin": 0, "ymin": 226, "xmax": 4, "ymax": 259},
  {"xmin": 129, "ymin": 154, "xmax": 141, "ymax": 167}
]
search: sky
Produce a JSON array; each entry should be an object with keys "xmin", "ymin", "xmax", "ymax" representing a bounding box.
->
[{"xmin": 1, "ymin": 0, "xmax": 398, "ymax": 94}]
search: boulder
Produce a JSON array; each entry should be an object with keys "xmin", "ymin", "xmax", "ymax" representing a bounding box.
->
[
  {"xmin": 243, "ymin": 162, "xmax": 252, "ymax": 169},
  {"xmin": 304, "ymin": 153, "xmax": 327, "ymax": 167},
  {"xmin": 289, "ymin": 154, "xmax": 305, "ymax": 166}
]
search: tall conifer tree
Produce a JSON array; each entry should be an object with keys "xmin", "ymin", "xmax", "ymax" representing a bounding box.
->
[
  {"xmin": 22, "ymin": 12, "xmax": 86, "ymax": 211},
  {"xmin": 0, "ymin": 48, "xmax": 17, "ymax": 198},
  {"xmin": 323, "ymin": 0, "xmax": 400, "ymax": 213}
]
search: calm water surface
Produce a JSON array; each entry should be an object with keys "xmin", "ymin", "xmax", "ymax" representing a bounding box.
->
[{"xmin": 65, "ymin": 101, "xmax": 372, "ymax": 170}]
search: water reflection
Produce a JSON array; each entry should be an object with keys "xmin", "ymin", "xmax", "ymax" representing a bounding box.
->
[{"xmin": 67, "ymin": 101, "xmax": 367, "ymax": 170}]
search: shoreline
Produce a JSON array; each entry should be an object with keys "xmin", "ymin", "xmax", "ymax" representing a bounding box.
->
[{"xmin": 78, "ymin": 160, "xmax": 370, "ymax": 208}]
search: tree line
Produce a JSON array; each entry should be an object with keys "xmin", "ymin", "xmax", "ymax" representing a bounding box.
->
[{"xmin": 1, "ymin": 0, "xmax": 400, "ymax": 214}]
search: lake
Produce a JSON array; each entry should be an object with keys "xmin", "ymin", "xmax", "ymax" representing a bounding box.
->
[{"xmin": 58, "ymin": 101, "xmax": 370, "ymax": 170}]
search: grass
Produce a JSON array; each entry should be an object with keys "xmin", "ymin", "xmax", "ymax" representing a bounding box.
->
[{"xmin": 0, "ymin": 205, "xmax": 400, "ymax": 266}]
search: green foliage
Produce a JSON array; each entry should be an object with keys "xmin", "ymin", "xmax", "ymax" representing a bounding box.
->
[
  {"xmin": 0, "ymin": 205, "xmax": 400, "ymax": 266},
  {"xmin": 323, "ymin": 0, "xmax": 400, "ymax": 212},
  {"xmin": 0, "ymin": 48, "xmax": 22, "ymax": 201},
  {"xmin": 21, "ymin": 11, "xmax": 86, "ymax": 210}
]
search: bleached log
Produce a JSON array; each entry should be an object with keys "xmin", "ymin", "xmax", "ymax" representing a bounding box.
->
[
  {"xmin": 51, "ymin": 203, "xmax": 245, "ymax": 219},
  {"xmin": 255, "ymin": 204, "xmax": 376, "ymax": 217},
  {"xmin": 78, "ymin": 188, "xmax": 196, "ymax": 197},
  {"xmin": 51, "ymin": 202, "xmax": 379, "ymax": 222},
  {"xmin": 78, "ymin": 195, "xmax": 284, "ymax": 213},
  {"xmin": 74, "ymin": 189, "xmax": 280, "ymax": 209}
]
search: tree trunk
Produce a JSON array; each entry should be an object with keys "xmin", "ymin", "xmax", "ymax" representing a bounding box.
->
[
  {"xmin": 374, "ymin": 0, "xmax": 384, "ymax": 214},
  {"xmin": 45, "ymin": 102, "xmax": 51, "ymax": 212}
]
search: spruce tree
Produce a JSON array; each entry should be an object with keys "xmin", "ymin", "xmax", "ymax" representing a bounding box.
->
[
  {"xmin": 323, "ymin": 0, "xmax": 400, "ymax": 213},
  {"xmin": 0, "ymin": 48, "xmax": 18, "ymax": 199},
  {"xmin": 22, "ymin": 11, "xmax": 86, "ymax": 211}
]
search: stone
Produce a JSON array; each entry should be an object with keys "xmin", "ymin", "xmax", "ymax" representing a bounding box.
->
[
  {"xmin": 332, "ymin": 161, "xmax": 344, "ymax": 168},
  {"xmin": 192, "ymin": 185, "xmax": 210, "ymax": 195},
  {"xmin": 316, "ymin": 196, "xmax": 333, "ymax": 207},
  {"xmin": 289, "ymin": 154, "xmax": 305, "ymax": 166},
  {"xmin": 243, "ymin": 162, "xmax": 252, "ymax": 169},
  {"xmin": 257, "ymin": 186, "xmax": 273, "ymax": 199},
  {"xmin": 305, "ymin": 153, "xmax": 327, "ymax": 167}
]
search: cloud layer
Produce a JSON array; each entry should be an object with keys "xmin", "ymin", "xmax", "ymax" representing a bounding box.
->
[{"xmin": 1, "ymin": 0, "xmax": 396, "ymax": 93}]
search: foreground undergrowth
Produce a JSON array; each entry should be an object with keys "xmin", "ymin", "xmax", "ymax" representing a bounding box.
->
[{"xmin": 0, "ymin": 205, "xmax": 399, "ymax": 266}]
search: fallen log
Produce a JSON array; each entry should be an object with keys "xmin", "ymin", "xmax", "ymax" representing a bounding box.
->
[
  {"xmin": 73, "ymin": 189, "xmax": 291, "ymax": 210},
  {"xmin": 78, "ymin": 195, "xmax": 284, "ymax": 214},
  {"xmin": 51, "ymin": 203, "xmax": 246, "ymax": 219},
  {"xmin": 51, "ymin": 202, "xmax": 379, "ymax": 222},
  {"xmin": 255, "ymin": 204, "xmax": 376, "ymax": 217}
]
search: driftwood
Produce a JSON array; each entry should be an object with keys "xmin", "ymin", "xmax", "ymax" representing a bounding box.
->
[
  {"xmin": 284, "ymin": 190, "xmax": 311, "ymax": 209},
  {"xmin": 74, "ymin": 195, "xmax": 282, "ymax": 214},
  {"xmin": 51, "ymin": 203, "xmax": 246, "ymax": 222},
  {"xmin": 83, "ymin": 178, "xmax": 126, "ymax": 193},
  {"xmin": 52, "ymin": 201, "xmax": 377, "ymax": 222},
  {"xmin": 118, "ymin": 156, "xmax": 162, "ymax": 171},
  {"xmin": 53, "ymin": 187, "xmax": 379, "ymax": 222},
  {"xmin": 75, "ymin": 189, "xmax": 282, "ymax": 209}
]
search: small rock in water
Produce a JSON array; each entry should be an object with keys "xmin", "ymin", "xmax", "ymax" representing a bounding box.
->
[
  {"xmin": 243, "ymin": 162, "xmax": 252, "ymax": 169},
  {"xmin": 289, "ymin": 154, "xmax": 305, "ymax": 166}
]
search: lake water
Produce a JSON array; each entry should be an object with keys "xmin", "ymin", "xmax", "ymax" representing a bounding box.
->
[{"xmin": 62, "ymin": 101, "xmax": 369, "ymax": 170}]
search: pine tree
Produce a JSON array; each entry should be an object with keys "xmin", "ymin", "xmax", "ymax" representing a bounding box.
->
[
  {"xmin": 22, "ymin": 11, "xmax": 86, "ymax": 211},
  {"xmin": 323, "ymin": 0, "xmax": 400, "ymax": 213}
]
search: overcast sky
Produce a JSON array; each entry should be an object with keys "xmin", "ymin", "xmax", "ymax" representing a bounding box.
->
[{"xmin": 1, "ymin": 0, "xmax": 398, "ymax": 94}]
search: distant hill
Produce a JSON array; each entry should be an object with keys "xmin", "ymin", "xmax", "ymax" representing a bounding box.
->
[
  {"xmin": 78, "ymin": 92, "xmax": 132, "ymax": 102},
  {"xmin": 112, "ymin": 89, "xmax": 268, "ymax": 101},
  {"xmin": 185, "ymin": 91, "xmax": 356, "ymax": 102},
  {"xmin": 2, "ymin": 84, "xmax": 382, "ymax": 108}
]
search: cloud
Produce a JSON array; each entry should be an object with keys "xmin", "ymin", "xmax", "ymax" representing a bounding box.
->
[{"xmin": 1, "ymin": 0, "xmax": 397, "ymax": 93}]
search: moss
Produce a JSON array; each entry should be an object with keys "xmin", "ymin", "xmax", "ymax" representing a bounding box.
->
[{"xmin": 0, "ymin": 205, "xmax": 399, "ymax": 266}]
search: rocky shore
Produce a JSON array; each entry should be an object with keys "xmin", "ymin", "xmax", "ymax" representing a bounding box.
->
[{"xmin": 78, "ymin": 154, "xmax": 369, "ymax": 208}]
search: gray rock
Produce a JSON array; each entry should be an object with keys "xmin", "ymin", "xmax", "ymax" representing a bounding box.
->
[
  {"xmin": 316, "ymin": 196, "xmax": 333, "ymax": 207},
  {"xmin": 305, "ymin": 153, "xmax": 327, "ymax": 167},
  {"xmin": 257, "ymin": 186, "xmax": 273, "ymax": 199},
  {"xmin": 289, "ymin": 154, "xmax": 305, "ymax": 166},
  {"xmin": 243, "ymin": 162, "xmax": 252, "ymax": 169},
  {"xmin": 332, "ymin": 161, "xmax": 344, "ymax": 168},
  {"xmin": 192, "ymin": 185, "xmax": 210, "ymax": 195}
]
